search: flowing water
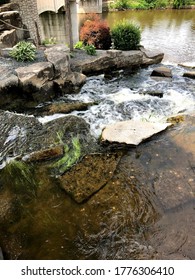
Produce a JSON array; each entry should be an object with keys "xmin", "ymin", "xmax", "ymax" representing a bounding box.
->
[{"xmin": 0, "ymin": 9, "xmax": 195, "ymax": 260}]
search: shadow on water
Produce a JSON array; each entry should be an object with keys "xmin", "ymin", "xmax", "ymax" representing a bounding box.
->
[{"xmin": 0, "ymin": 116, "xmax": 194, "ymax": 260}]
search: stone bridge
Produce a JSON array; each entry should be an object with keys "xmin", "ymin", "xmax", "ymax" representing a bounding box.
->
[
  {"xmin": 37, "ymin": 0, "xmax": 65, "ymax": 15},
  {"xmin": 37, "ymin": 0, "xmax": 103, "ymax": 15}
]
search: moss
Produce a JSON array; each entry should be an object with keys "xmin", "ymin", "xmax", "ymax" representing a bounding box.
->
[
  {"xmin": 52, "ymin": 137, "xmax": 81, "ymax": 175},
  {"xmin": 1, "ymin": 160, "xmax": 36, "ymax": 197}
]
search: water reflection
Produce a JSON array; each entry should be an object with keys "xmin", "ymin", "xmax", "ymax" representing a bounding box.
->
[{"xmin": 102, "ymin": 9, "xmax": 195, "ymax": 63}]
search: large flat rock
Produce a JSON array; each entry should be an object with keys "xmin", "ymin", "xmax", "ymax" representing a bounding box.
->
[
  {"xmin": 101, "ymin": 120, "xmax": 171, "ymax": 145},
  {"xmin": 178, "ymin": 62, "xmax": 195, "ymax": 69}
]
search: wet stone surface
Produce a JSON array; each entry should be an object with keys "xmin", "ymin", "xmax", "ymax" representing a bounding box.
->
[{"xmin": 59, "ymin": 153, "xmax": 123, "ymax": 203}]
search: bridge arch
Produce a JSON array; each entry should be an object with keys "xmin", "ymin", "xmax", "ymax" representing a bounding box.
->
[{"xmin": 37, "ymin": 0, "xmax": 65, "ymax": 15}]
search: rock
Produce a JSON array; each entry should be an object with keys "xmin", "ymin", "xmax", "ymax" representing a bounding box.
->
[
  {"xmin": 22, "ymin": 145, "xmax": 64, "ymax": 163},
  {"xmin": 57, "ymin": 72, "xmax": 86, "ymax": 93},
  {"xmin": 183, "ymin": 71, "xmax": 195, "ymax": 79},
  {"xmin": 101, "ymin": 120, "xmax": 171, "ymax": 146},
  {"xmin": 178, "ymin": 62, "xmax": 195, "ymax": 69},
  {"xmin": 0, "ymin": 111, "xmax": 97, "ymax": 170},
  {"xmin": 140, "ymin": 47, "xmax": 164, "ymax": 66},
  {"xmin": 0, "ymin": 29, "xmax": 18, "ymax": 47},
  {"xmin": 0, "ymin": 66, "xmax": 19, "ymax": 108},
  {"xmin": 44, "ymin": 44, "xmax": 70, "ymax": 78},
  {"xmin": 151, "ymin": 66, "xmax": 172, "ymax": 78},
  {"xmin": 59, "ymin": 153, "xmax": 122, "ymax": 203},
  {"xmin": 0, "ymin": 11, "xmax": 23, "ymax": 31},
  {"xmin": 0, "ymin": 66, "xmax": 18, "ymax": 91},
  {"xmin": 15, "ymin": 62, "xmax": 55, "ymax": 100},
  {"xmin": 166, "ymin": 115, "xmax": 185, "ymax": 124},
  {"xmin": 0, "ymin": 3, "xmax": 19, "ymax": 13},
  {"xmin": 70, "ymin": 49, "xmax": 143, "ymax": 74},
  {"xmin": 40, "ymin": 101, "xmax": 94, "ymax": 115},
  {"xmin": 140, "ymin": 90, "xmax": 163, "ymax": 98},
  {"xmin": 0, "ymin": 47, "xmax": 13, "ymax": 57}
]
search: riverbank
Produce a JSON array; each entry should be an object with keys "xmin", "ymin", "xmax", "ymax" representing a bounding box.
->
[{"xmin": 103, "ymin": 0, "xmax": 195, "ymax": 11}]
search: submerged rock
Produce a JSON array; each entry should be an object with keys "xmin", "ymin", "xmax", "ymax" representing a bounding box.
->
[
  {"xmin": 59, "ymin": 153, "xmax": 122, "ymax": 203},
  {"xmin": 0, "ymin": 111, "xmax": 97, "ymax": 171},
  {"xmin": 101, "ymin": 120, "xmax": 171, "ymax": 146},
  {"xmin": 151, "ymin": 66, "xmax": 172, "ymax": 78}
]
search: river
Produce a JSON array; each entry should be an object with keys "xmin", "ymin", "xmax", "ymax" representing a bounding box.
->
[
  {"xmin": 103, "ymin": 9, "xmax": 195, "ymax": 63},
  {"xmin": 0, "ymin": 9, "xmax": 195, "ymax": 260}
]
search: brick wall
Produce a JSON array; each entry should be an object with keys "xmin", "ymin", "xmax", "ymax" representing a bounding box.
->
[{"xmin": 10, "ymin": 0, "xmax": 42, "ymax": 44}]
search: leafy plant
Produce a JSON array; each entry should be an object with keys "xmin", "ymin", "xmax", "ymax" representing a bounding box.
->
[
  {"xmin": 84, "ymin": 44, "xmax": 97, "ymax": 55},
  {"xmin": 74, "ymin": 41, "xmax": 84, "ymax": 50},
  {"xmin": 109, "ymin": 0, "xmax": 131, "ymax": 9},
  {"xmin": 111, "ymin": 20, "xmax": 141, "ymax": 50},
  {"xmin": 9, "ymin": 41, "xmax": 36, "ymax": 62},
  {"xmin": 80, "ymin": 14, "xmax": 112, "ymax": 50},
  {"xmin": 42, "ymin": 37, "xmax": 57, "ymax": 45}
]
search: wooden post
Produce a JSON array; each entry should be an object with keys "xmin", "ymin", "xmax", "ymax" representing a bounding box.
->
[{"xmin": 65, "ymin": 0, "xmax": 74, "ymax": 51}]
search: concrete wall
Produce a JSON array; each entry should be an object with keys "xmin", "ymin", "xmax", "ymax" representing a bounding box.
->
[
  {"xmin": 10, "ymin": 0, "xmax": 42, "ymax": 45},
  {"xmin": 77, "ymin": 0, "xmax": 102, "ymax": 13},
  {"xmin": 39, "ymin": 1, "xmax": 79, "ymax": 46}
]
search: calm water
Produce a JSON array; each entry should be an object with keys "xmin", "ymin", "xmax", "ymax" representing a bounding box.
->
[{"xmin": 103, "ymin": 9, "xmax": 195, "ymax": 63}]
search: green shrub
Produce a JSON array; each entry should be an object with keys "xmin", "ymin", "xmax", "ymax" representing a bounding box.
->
[
  {"xmin": 109, "ymin": 0, "xmax": 131, "ymax": 9},
  {"xmin": 111, "ymin": 20, "xmax": 141, "ymax": 50},
  {"xmin": 10, "ymin": 41, "xmax": 36, "ymax": 62},
  {"xmin": 74, "ymin": 41, "xmax": 84, "ymax": 50},
  {"xmin": 84, "ymin": 44, "xmax": 97, "ymax": 56}
]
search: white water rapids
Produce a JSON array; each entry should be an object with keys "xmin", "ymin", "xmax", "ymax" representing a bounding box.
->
[{"xmin": 38, "ymin": 63, "xmax": 195, "ymax": 137}]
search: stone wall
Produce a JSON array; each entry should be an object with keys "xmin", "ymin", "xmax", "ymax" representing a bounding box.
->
[{"xmin": 10, "ymin": 0, "xmax": 42, "ymax": 44}]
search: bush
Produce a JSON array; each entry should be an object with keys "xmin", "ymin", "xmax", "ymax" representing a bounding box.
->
[
  {"xmin": 80, "ymin": 14, "xmax": 112, "ymax": 50},
  {"xmin": 84, "ymin": 44, "xmax": 96, "ymax": 55},
  {"xmin": 10, "ymin": 41, "xmax": 36, "ymax": 62},
  {"xmin": 111, "ymin": 20, "xmax": 141, "ymax": 50},
  {"xmin": 74, "ymin": 41, "xmax": 84, "ymax": 50},
  {"xmin": 109, "ymin": 0, "xmax": 131, "ymax": 9}
]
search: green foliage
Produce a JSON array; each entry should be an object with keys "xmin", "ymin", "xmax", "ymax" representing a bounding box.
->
[
  {"xmin": 42, "ymin": 37, "xmax": 57, "ymax": 45},
  {"xmin": 172, "ymin": 0, "xmax": 188, "ymax": 7},
  {"xmin": 111, "ymin": 20, "xmax": 141, "ymax": 50},
  {"xmin": 74, "ymin": 41, "xmax": 84, "ymax": 50},
  {"xmin": 52, "ymin": 137, "xmax": 81, "ymax": 174},
  {"xmin": 84, "ymin": 44, "xmax": 97, "ymax": 55},
  {"xmin": 9, "ymin": 41, "xmax": 36, "ymax": 62},
  {"xmin": 109, "ymin": 0, "xmax": 131, "ymax": 9},
  {"xmin": 1, "ymin": 160, "xmax": 36, "ymax": 196}
]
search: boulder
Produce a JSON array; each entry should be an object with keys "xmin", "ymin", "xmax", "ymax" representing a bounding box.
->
[
  {"xmin": 140, "ymin": 47, "xmax": 164, "ymax": 66},
  {"xmin": 0, "ymin": 29, "xmax": 18, "ymax": 47},
  {"xmin": 70, "ymin": 49, "xmax": 143, "ymax": 74},
  {"xmin": 44, "ymin": 44, "xmax": 70, "ymax": 78},
  {"xmin": 151, "ymin": 66, "xmax": 172, "ymax": 78},
  {"xmin": 59, "ymin": 153, "xmax": 122, "ymax": 203},
  {"xmin": 15, "ymin": 62, "xmax": 55, "ymax": 100},
  {"xmin": 183, "ymin": 71, "xmax": 195, "ymax": 79},
  {"xmin": 101, "ymin": 120, "xmax": 171, "ymax": 146},
  {"xmin": 0, "ymin": 111, "xmax": 97, "ymax": 171}
]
